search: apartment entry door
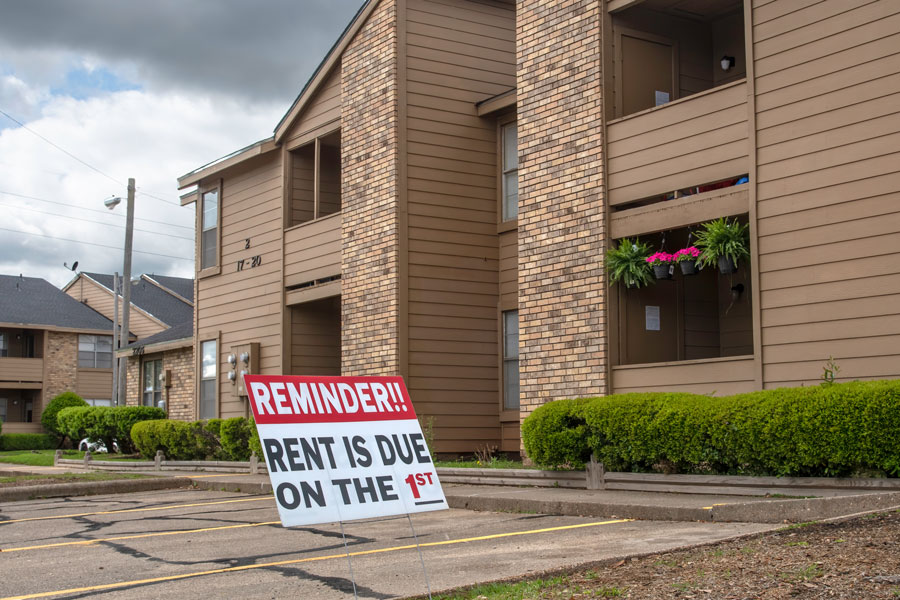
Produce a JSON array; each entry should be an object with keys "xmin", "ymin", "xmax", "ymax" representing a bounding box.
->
[{"xmin": 617, "ymin": 29, "xmax": 677, "ymax": 117}]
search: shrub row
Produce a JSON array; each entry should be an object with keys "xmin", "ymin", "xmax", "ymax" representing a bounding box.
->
[
  {"xmin": 41, "ymin": 391, "xmax": 88, "ymax": 439},
  {"xmin": 131, "ymin": 417, "xmax": 260, "ymax": 461},
  {"xmin": 57, "ymin": 406, "xmax": 166, "ymax": 454},
  {"xmin": 522, "ymin": 380, "xmax": 900, "ymax": 478},
  {"xmin": 0, "ymin": 433, "xmax": 57, "ymax": 451}
]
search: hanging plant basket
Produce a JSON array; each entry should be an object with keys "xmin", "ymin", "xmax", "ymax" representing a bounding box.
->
[
  {"xmin": 718, "ymin": 256, "xmax": 738, "ymax": 274},
  {"xmin": 652, "ymin": 264, "xmax": 671, "ymax": 280},
  {"xmin": 680, "ymin": 260, "xmax": 699, "ymax": 276}
]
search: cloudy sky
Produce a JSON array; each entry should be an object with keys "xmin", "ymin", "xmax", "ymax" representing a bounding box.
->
[{"xmin": 0, "ymin": 0, "xmax": 364, "ymax": 288}]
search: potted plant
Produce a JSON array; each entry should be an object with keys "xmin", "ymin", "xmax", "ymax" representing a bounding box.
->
[
  {"xmin": 606, "ymin": 238, "xmax": 653, "ymax": 288},
  {"xmin": 694, "ymin": 217, "xmax": 750, "ymax": 274},
  {"xmin": 674, "ymin": 246, "xmax": 701, "ymax": 275},
  {"xmin": 646, "ymin": 251, "xmax": 674, "ymax": 280}
]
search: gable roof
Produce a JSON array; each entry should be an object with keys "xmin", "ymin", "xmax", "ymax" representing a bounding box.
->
[
  {"xmin": 0, "ymin": 274, "xmax": 112, "ymax": 331},
  {"xmin": 117, "ymin": 320, "xmax": 193, "ymax": 356},
  {"xmin": 81, "ymin": 272, "xmax": 193, "ymax": 327},
  {"xmin": 143, "ymin": 274, "xmax": 194, "ymax": 304}
]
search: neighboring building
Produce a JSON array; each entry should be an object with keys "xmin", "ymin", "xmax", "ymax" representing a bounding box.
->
[
  {"xmin": 178, "ymin": 0, "xmax": 900, "ymax": 454},
  {"xmin": 0, "ymin": 274, "xmax": 114, "ymax": 433},
  {"xmin": 64, "ymin": 272, "xmax": 194, "ymax": 417}
]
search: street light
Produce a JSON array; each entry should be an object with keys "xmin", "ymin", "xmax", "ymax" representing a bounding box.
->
[{"xmin": 105, "ymin": 178, "xmax": 135, "ymax": 406}]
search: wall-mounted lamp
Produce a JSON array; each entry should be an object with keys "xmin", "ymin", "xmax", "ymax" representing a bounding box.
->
[
  {"xmin": 720, "ymin": 55, "xmax": 736, "ymax": 72},
  {"xmin": 731, "ymin": 283, "xmax": 745, "ymax": 301}
]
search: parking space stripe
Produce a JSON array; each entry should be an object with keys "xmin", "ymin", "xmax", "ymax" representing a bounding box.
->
[
  {"xmin": 1, "ymin": 520, "xmax": 281, "ymax": 553},
  {"xmin": 0, "ymin": 518, "xmax": 633, "ymax": 600},
  {"xmin": 0, "ymin": 496, "xmax": 272, "ymax": 525}
]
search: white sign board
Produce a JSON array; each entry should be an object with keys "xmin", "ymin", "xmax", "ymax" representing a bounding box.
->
[{"xmin": 246, "ymin": 375, "xmax": 448, "ymax": 527}]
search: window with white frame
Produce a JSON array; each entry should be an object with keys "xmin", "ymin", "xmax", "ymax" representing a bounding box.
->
[
  {"xmin": 501, "ymin": 121, "xmax": 518, "ymax": 221},
  {"xmin": 142, "ymin": 359, "xmax": 163, "ymax": 408},
  {"xmin": 201, "ymin": 187, "xmax": 219, "ymax": 269},
  {"xmin": 502, "ymin": 310, "xmax": 520, "ymax": 410},
  {"xmin": 200, "ymin": 340, "xmax": 217, "ymax": 419},
  {"xmin": 78, "ymin": 335, "xmax": 113, "ymax": 368}
]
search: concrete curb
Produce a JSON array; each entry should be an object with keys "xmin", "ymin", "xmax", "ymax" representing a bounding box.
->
[
  {"xmin": 190, "ymin": 479, "xmax": 274, "ymax": 495},
  {"xmin": 0, "ymin": 476, "xmax": 191, "ymax": 502}
]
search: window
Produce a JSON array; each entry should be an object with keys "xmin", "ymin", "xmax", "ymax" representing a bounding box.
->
[
  {"xmin": 200, "ymin": 340, "xmax": 217, "ymax": 419},
  {"xmin": 288, "ymin": 130, "xmax": 342, "ymax": 227},
  {"xmin": 501, "ymin": 121, "xmax": 518, "ymax": 221},
  {"xmin": 85, "ymin": 399, "xmax": 112, "ymax": 407},
  {"xmin": 201, "ymin": 187, "xmax": 219, "ymax": 269},
  {"xmin": 0, "ymin": 333, "xmax": 6, "ymax": 357},
  {"xmin": 0, "ymin": 398, "xmax": 6, "ymax": 422},
  {"xmin": 502, "ymin": 310, "xmax": 520, "ymax": 410},
  {"xmin": 78, "ymin": 335, "xmax": 113, "ymax": 368},
  {"xmin": 142, "ymin": 359, "xmax": 163, "ymax": 408}
]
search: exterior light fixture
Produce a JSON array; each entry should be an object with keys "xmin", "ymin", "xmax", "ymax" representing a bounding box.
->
[{"xmin": 720, "ymin": 56, "xmax": 735, "ymax": 71}]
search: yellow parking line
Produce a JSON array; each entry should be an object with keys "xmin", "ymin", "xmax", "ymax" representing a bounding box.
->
[
  {"xmin": 0, "ymin": 496, "xmax": 272, "ymax": 525},
  {"xmin": 1, "ymin": 521, "xmax": 281, "ymax": 553},
  {"xmin": 0, "ymin": 518, "xmax": 633, "ymax": 600}
]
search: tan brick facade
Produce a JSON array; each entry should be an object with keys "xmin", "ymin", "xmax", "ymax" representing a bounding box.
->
[
  {"xmin": 124, "ymin": 347, "xmax": 194, "ymax": 420},
  {"xmin": 516, "ymin": 0, "xmax": 607, "ymax": 420},
  {"xmin": 44, "ymin": 331, "xmax": 78, "ymax": 408},
  {"xmin": 340, "ymin": 0, "xmax": 401, "ymax": 375}
]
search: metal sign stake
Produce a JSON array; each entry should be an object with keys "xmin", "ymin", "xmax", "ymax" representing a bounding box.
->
[
  {"xmin": 338, "ymin": 520, "xmax": 359, "ymax": 600},
  {"xmin": 406, "ymin": 513, "xmax": 433, "ymax": 600}
]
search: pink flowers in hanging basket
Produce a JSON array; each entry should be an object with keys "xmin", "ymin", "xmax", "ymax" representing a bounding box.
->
[
  {"xmin": 646, "ymin": 251, "xmax": 675, "ymax": 266},
  {"xmin": 673, "ymin": 246, "xmax": 701, "ymax": 264}
]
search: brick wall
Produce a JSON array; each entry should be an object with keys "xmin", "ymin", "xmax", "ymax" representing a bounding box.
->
[
  {"xmin": 44, "ymin": 331, "xmax": 78, "ymax": 408},
  {"xmin": 516, "ymin": 0, "xmax": 607, "ymax": 422},
  {"xmin": 124, "ymin": 346, "xmax": 194, "ymax": 421},
  {"xmin": 340, "ymin": 0, "xmax": 401, "ymax": 375}
]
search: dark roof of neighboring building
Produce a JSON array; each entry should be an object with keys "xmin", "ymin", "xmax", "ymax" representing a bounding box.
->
[
  {"xmin": 144, "ymin": 274, "xmax": 194, "ymax": 304},
  {"xmin": 0, "ymin": 274, "xmax": 112, "ymax": 331},
  {"xmin": 121, "ymin": 320, "xmax": 192, "ymax": 351},
  {"xmin": 83, "ymin": 272, "xmax": 192, "ymax": 327}
]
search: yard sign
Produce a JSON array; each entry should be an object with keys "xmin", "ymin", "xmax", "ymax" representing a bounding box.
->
[{"xmin": 245, "ymin": 375, "xmax": 448, "ymax": 527}]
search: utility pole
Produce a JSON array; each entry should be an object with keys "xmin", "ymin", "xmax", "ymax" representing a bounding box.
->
[
  {"xmin": 118, "ymin": 178, "xmax": 135, "ymax": 406},
  {"xmin": 112, "ymin": 272, "xmax": 119, "ymax": 406}
]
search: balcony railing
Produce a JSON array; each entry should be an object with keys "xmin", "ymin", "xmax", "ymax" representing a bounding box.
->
[
  {"xmin": 0, "ymin": 357, "xmax": 44, "ymax": 383},
  {"xmin": 606, "ymin": 80, "xmax": 749, "ymax": 207},
  {"xmin": 284, "ymin": 212, "xmax": 342, "ymax": 289}
]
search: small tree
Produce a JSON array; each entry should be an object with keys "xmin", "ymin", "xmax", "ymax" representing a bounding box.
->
[{"xmin": 41, "ymin": 391, "xmax": 88, "ymax": 446}]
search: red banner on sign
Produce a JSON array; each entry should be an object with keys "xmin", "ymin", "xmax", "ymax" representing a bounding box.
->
[{"xmin": 245, "ymin": 375, "xmax": 417, "ymax": 425}]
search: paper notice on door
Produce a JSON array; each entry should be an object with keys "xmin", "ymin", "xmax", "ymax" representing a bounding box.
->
[
  {"xmin": 654, "ymin": 90, "xmax": 670, "ymax": 106},
  {"xmin": 645, "ymin": 305, "xmax": 660, "ymax": 331}
]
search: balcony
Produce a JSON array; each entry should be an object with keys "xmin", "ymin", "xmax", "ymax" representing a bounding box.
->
[
  {"xmin": 284, "ymin": 212, "xmax": 342, "ymax": 303},
  {"xmin": 606, "ymin": 80, "xmax": 750, "ymax": 207},
  {"xmin": 0, "ymin": 357, "xmax": 44, "ymax": 386}
]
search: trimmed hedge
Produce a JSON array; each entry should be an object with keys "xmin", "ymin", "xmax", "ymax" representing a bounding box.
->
[
  {"xmin": 0, "ymin": 433, "xmax": 57, "ymax": 451},
  {"xmin": 521, "ymin": 380, "xmax": 900, "ymax": 478},
  {"xmin": 40, "ymin": 391, "xmax": 88, "ymax": 440},
  {"xmin": 131, "ymin": 416, "xmax": 260, "ymax": 461},
  {"xmin": 56, "ymin": 406, "xmax": 166, "ymax": 454}
]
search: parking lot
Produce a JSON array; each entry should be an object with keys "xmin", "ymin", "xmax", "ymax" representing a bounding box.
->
[{"xmin": 0, "ymin": 488, "xmax": 774, "ymax": 599}]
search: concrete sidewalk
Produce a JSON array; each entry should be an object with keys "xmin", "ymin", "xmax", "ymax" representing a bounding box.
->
[{"xmin": 5, "ymin": 463, "xmax": 900, "ymax": 524}]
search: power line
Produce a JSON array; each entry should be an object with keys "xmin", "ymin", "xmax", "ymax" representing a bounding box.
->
[
  {"xmin": 0, "ymin": 106, "xmax": 184, "ymax": 209},
  {"xmin": 2, "ymin": 202, "xmax": 193, "ymax": 241},
  {"xmin": 0, "ymin": 189, "xmax": 194, "ymax": 231},
  {"xmin": 0, "ymin": 225, "xmax": 193, "ymax": 262}
]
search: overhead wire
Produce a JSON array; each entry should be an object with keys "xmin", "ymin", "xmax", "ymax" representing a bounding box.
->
[{"xmin": 0, "ymin": 225, "xmax": 193, "ymax": 261}]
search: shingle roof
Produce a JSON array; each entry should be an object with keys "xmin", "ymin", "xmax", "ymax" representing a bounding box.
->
[
  {"xmin": 121, "ymin": 321, "xmax": 192, "ymax": 351},
  {"xmin": 144, "ymin": 274, "xmax": 193, "ymax": 303},
  {"xmin": 0, "ymin": 274, "xmax": 112, "ymax": 331},
  {"xmin": 83, "ymin": 272, "xmax": 192, "ymax": 327}
]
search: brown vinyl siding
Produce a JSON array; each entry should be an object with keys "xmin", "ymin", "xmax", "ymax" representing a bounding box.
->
[
  {"xmin": 284, "ymin": 68, "xmax": 341, "ymax": 147},
  {"xmin": 404, "ymin": 0, "xmax": 515, "ymax": 453},
  {"xmin": 290, "ymin": 297, "xmax": 340, "ymax": 376},
  {"xmin": 612, "ymin": 356, "xmax": 756, "ymax": 396},
  {"xmin": 66, "ymin": 277, "xmax": 165, "ymax": 339},
  {"xmin": 752, "ymin": 0, "xmax": 900, "ymax": 388},
  {"xmin": 76, "ymin": 369, "xmax": 113, "ymax": 399},
  {"xmin": 284, "ymin": 213, "xmax": 342, "ymax": 288},
  {"xmin": 196, "ymin": 152, "xmax": 283, "ymax": 418}
]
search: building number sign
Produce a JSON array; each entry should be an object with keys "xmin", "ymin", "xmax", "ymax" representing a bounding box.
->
[{"xmin": 237, "ymin": 238, "xmax": 262, "ymax": 272}]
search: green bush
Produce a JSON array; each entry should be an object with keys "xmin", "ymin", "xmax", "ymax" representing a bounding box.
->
[
  {"xmin": 132, "ymin": 420, "xmax": 207, "ymax": 460},
  {"xmin": 111, "ymin": 406, "xmax": 166, "ymax": 453},
  {"xmin": 249, "ymin": 416, "xmax": 261, "ymax": 457},
  {"xmin": 56, "ymin": 406, "xmax": 94, "ymax": 445},
  {"xmin": 521, "ymin": 380, "xmax": 900, "ymax": 477},
  {"xmin": 56, "ymin": 406, "xmax": 165, "ymax": 454},
  {"xmin": 0, "ymin": 433, "xmax": 57, "ymax": 450},
  {"xmin": 40, "ymin": 391, "xmax": 88, "ymax": 441},
  {"xmin": 220, "ymin": 417, "xmax": 252, "ymax": 461}
]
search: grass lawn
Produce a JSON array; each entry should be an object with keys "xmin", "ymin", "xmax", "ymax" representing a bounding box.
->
[
  {"xmin": 435, "ymin": 458, "xmax": 530, "ymax": 469},
  {"xmin": 0, "ymin": 472, "xmax": 148, "ymax": 485},
  {"xmin": 0, "ymin": 450, "xmax": 145, "ymax": 467}
]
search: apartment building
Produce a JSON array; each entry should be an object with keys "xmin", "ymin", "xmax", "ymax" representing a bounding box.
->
[
  {"xmin": 179, "ymin": 0, "xmax": 900, "ymax": 454},
  {"xmin": 0, "ymin": 275, "xmax": 115, "ymax": 433}
]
